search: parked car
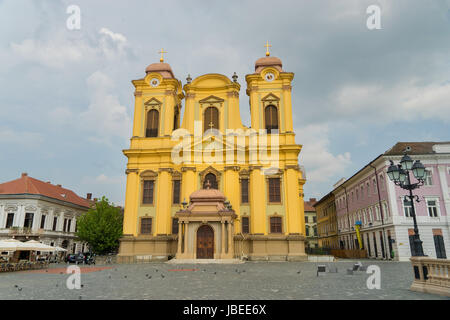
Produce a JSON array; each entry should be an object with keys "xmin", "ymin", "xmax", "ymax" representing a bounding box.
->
[
  {"xmin": 83, "ymin": 252, "xmax": 95, "ymax": 265},
  {"xmin": 66, "ymin": 253, "xmax": 85, "ymax": 264}
]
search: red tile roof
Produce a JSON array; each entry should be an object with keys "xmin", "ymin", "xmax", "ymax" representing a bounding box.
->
[
  {"xmin": 0, "ymin": 173, "xmax": 90, "ymax": 208},
  {"xmin": 304, "ymin": 198, "xmax": 317, "ymax": 212}
]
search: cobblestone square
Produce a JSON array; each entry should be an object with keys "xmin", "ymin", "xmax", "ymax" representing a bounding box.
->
[{"xmin": 0, "ymin": 260, "xmax": 448, "ymax": 300}]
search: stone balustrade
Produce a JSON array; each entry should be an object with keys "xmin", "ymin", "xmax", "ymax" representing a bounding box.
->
[{"xmin": 410, "ymin": 256, "xmax": 450, "ymax": 297}]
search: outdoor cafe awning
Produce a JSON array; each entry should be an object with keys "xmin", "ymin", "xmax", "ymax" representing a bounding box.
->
[{"xmin": 0, "ymin": 239, "xmax": 56, "ymax": 252}]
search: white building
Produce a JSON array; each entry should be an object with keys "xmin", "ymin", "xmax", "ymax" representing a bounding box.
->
[{"xmin": 0, "ymin": 173, "xmax": 92, "ymax": 253}]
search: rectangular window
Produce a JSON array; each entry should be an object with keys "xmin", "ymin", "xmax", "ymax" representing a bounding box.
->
[
  {"xmin": 140, "ymin": 218, "xmax": 152, "ymax": 234},
  {"xmin": 313, "ymin": 216, "xmax": 316, "ymax": 223},
  {"xmin": 172, "ymin": 180, "xmax": 181, "ymax": 204},
  {"xmin": 241, "ymin": 178, "xmax": 249, "ymax": 204},
  {"xmin": 305, "ymin": 216, "xmax": 308, "ymax": 223},
  {"xmin": 172, "ymin": 218, "xmax": 179, "ymax": 234},
  {"xmin": 427, "ymin": 200, "xmax": 438, "ymax": 217},
  {"xmin": 143, "ymin": 180, "xmax": 155, "ymax": 204},
  {"xmin": 53, "ymin": 217, "xmax": 58, "ymax": 231},
  {"xmin": 241, "ymin": 217, "xmax": 249, "ymax": 234},
  {"xmin": 67, "ymin": 219, "xmax": 72, "ymax": 232},
  {"xmin": 404, "ymin": 199, "xmax": 413, "ymax": 217},
  {"xmin": 5, "ymin": 213, "xmax": 14, "ymax": 228},
  {"xmin": 433, "ymin": 230, "xmax": 446, "ymax": 259},
  {"xmin": 424, "ymin": 169, "xmax": 433, "ymax": 186},
  {"xmin": 40, "ymin": 215, "xmax": 46, "ymax": 229},
  {"xmin": 270, "ymin": 217, "xmax": 282, "ymax": 233},
  {"xmin": 268, "ymin": 178, "xmax": 281, "ymax": 203},
  {"xmin": 24, "ymin": 212, "xmax": 34, "ymax": 229},
  {"xmin": 63, "ymin": 219, "xmax": 67, "ymax": 232}
]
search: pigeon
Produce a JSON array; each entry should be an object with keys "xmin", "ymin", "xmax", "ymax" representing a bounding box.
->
[
  {"xmin": 81, "ymin": 284, "xmax": 84, "ymax": 288},
  {"xmin": 14, "ymin": 285, "xmax": 18, "ymax": 288},
  {"xmin": 124, "ymin": 275, "xmax": 127, "ymax": 279},
  {"xmin": 56, "ymin": 284, "xmax": 59, "ymax": 288},
  {"xmin": 108, "ymin": 275, "xmax": 111, "ymax": 279},
  {"xmin": 147, "ymin": 276, "xmax": 152, "ymax": 279},
  {"xmin": 297, "ymin": 270, "xmax": 301, "ymax": 274},
  {"xmin": 213, "ymin": 272, "xmax": 217, "ymax": 275},
  {"xmin": 155, "ymin": 269, "xmax": 158, "ymax": 272},
  {"xmin": 202, "ymin": 269, "xmax": 206, "ymax": 272},
  {"xmin": 161, "ymin": 274, "xmax": 165, "ymax": 278},
  {"xmin": 145, "ymin": 274, "xmax": 149, "ymax": 277},
  {"xmin": 18, "ymin": 287, "xmax": 22, "ymax": 292}
]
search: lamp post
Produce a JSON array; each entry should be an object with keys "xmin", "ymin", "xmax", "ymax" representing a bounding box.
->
[{"xmin": 386, "ymin": 153, "xmax": 426, "ymax": 256}]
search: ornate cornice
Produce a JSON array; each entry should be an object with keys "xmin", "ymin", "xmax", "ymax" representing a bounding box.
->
[
  {"xmin": 282, "ymin": 85, "xmax": 292, "ymax": 91},
  {"xmin": 125, "ymin": 169, "xmax": 139, "ymax": 175},
  {"xmin": 181, "ymin": 166, "xmax": 196, "ymax": 172},
  {"xmin": 224, "ymin": 165, "xmax": 240, "ymax": 171},
  {"xmin": 226, "ymin": 91, "xmax": 239, "ymax": 98},
  {"xmin": 134, "ymin": 91, "xmax": 142, "ymax": 97},
  {"xmin": 158, "ymin": 168, "xmax": 173, "ymax": 173},
  {"xmin": 285, "ymin": 165, "xmax": 300, "ymax": 171}
]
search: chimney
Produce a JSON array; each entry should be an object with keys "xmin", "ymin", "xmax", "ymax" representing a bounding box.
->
[
  {"xmin": 46, "ymin": 181, "xmax": 51, "ymax": 184},
  {"xmin": 21, "ymin": 172, "xmax": 28, "ymax": 177},
  {"xmin": 57, "ymin": 184, "xmax": 62, "ymax": 187},
  {"xmin": 86, "ymin": 193, "xmax": 92, "ymax": 200},
  {"xmin": 310, "ymin": 198, "xmax": 317, "ymax": 202}
]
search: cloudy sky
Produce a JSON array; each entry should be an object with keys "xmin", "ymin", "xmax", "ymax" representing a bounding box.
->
[{"xmin": 1, "ymin": 0, "xmax": 449, "ymax": 205}]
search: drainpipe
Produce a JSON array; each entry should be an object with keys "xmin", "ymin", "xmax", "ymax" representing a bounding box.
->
[{"xmin": 369, "ymin": 163, "xmax": 390, "ymax": 260}]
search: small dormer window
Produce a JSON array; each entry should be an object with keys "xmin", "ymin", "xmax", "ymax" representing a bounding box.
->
[{"xmin": 61, "ymin": 193, "xmax": 66, "ymax": 198}]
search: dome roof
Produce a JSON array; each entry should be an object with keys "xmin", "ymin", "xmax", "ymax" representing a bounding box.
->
[
  {"xmin": 190, "ymin": 188, "xmax": 226, "ymax": 202},
  {"xmin": 145, "ymin": 62, "xmax": 175, "ymax": 78},
  {"xmin": 255, "ymin": 56, "xmax": 283, "ymax": 73}
]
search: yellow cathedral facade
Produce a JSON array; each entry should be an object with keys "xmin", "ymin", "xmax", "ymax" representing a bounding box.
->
[{"xmin": 118, "ymin": 46, "xmax": 307, "ymax": 262}]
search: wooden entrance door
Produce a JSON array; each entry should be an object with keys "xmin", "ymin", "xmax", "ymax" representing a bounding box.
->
[{"xmin": 197, "ymin": 225, "xmax": 214, "ymax": 259}]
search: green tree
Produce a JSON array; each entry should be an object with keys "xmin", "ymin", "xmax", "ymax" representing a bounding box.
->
[{"xmin": 76, "ymin": 196, "xmax": 123, "ymax": 254}]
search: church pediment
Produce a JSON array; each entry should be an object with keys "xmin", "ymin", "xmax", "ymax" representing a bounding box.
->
[
  {"xmin": 199, "ymin": 95, "xmax": 225, "ymax": 104},
  {"xmin": 144, "ymin": 97, "xmax": 162, "ymax": 106},
  {"xmin": 261, "ymin": 93, "xmax": 280, "ymax": 102}
]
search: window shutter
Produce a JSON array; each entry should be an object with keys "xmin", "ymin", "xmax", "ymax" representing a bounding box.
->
[{"xmin": 146, "ymin": 110, "xmax": 159, "ymax": 137}]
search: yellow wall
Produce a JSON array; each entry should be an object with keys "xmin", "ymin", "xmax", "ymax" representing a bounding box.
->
[{"xmin": 122, "ymin": 60, "xmax": 306, "ymax": 239}]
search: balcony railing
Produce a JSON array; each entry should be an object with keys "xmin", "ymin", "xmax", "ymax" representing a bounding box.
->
[{"xmin": 410, "ymin": 256, "xmax": 450, "ymax": 297}]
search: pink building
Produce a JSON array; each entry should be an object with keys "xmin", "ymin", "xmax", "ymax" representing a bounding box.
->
[{"xmin": 332, "ymin": 142, "xmax": 450, "ymax": 261}]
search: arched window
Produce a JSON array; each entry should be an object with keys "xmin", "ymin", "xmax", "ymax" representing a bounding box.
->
[
  {"xmin": 146, "ymin": 109, "xmax": 159, "ymax": 137},
  {"xmin": 203, "ymin": 173, "xmax": 218, "ymax": 189},
  {"xmin": 204, "ymin": 107, "xmax": 219, "ymax": 132},
  {"xmin": 264, "ymin": 105, "xmax": 278, "ymax": 133}
]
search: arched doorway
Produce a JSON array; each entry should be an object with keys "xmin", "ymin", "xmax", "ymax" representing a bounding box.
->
[{"xmin": 197, "ymin": 225, "xmax": 214, "ymax": 259}]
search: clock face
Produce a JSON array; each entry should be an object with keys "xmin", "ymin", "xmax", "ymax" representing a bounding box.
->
[
  {"xmin": 265, "ymin": 72, "xmax": 275, "ymax": 82},
  {"xmin": 150, "ymin": 78, "xmax": 160, "ymax": 87}
]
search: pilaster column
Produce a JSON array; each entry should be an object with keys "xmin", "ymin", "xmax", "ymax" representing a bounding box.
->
[
  {"xmin": 132, "ymin": 91, "xmax": 143, "ymax": 137},
  {"xmin": 224, "ymin": 166, "xmax": 240, "ymax": 232},
  {"xmin": 250, "ymin": 167, "xmax": 266, "ymax": 234},
  {"xmin": 163, "ymin": 90, "xmax": 176, "ymax": 136},
  {"xmin": 156, "ymin": 169, "xmax": 172, "ymax": 235},
  {"xmin": 177, "ymin": 221, "xmax": 182, "ymax": 255},
  {"xmin": 284, "ymin": 167, "xmax": 302, "ymax": 234},
  {"xmin": 184, "ymin": 222, "xmax": 189, "ymax": 255},
  {"xmin": 221, "ymin": 221, "xmax": 226, "ymax": 256},
  {"xmin": 181, "ymin": 167, "xmax": 197, "ymax": 202},
  {"xmin": 123, "ymin": 169, "xmax": 139, "ymax": 236},
  {"xmin": 228, "ymin": 221, "xmax": 233, "ymax": 256}
]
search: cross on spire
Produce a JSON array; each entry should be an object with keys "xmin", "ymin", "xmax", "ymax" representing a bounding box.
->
[
  {"xmin": 158, "ymin": 48, "xmax": 167, "ymax": 62},
  {"xmin": 264, "ymin": 41, "xmax": 272, "ymax": 56}
]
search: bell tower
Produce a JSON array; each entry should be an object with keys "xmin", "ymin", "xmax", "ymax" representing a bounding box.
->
[
  {"xmin": 245, "ymin": 43, "xmax": 295, "ymax": 134},
  {"xmin": 131, "ymin": 51, "xmax": 184, "ymax": 139}
]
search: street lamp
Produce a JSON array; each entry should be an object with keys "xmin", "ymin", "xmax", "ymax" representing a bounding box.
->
[{"xmin": 387, "ymin": 153, "xmax": 426, "ymax": 256}]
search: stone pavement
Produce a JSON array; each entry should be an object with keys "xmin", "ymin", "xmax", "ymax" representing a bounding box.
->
[{"xmin": 0, "ymin": 260, "xmax": 448, "ymax": 300}]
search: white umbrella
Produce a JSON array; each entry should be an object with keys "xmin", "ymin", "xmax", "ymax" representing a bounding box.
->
[
  {"xmin": 0, "ymin": 238, "xmax": 22, "ymax": 251},
  {"xmin": 0, "ymin": 241, "xmax": 19, "ymax": 251},
  {"xmin": 23, "ymin": 240, "xmax": 56, "ymax": 252},
  {"xmin": 54, "ymin": 246, "xmax": 67, "ymax": 252}
]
